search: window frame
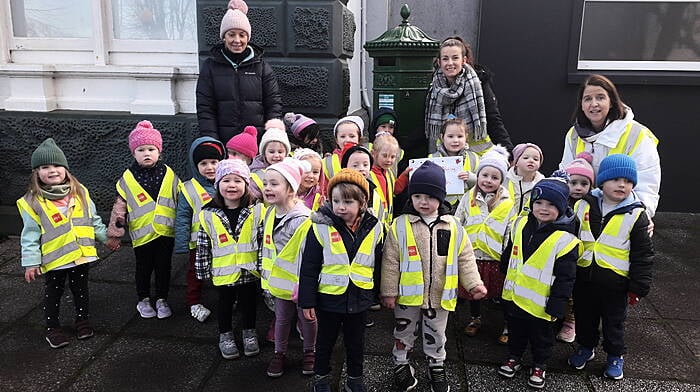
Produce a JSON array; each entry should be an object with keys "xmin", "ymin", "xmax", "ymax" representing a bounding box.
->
[{"xmin": 568, "ymin": 0, "xmax": 700, "ymax": 85}]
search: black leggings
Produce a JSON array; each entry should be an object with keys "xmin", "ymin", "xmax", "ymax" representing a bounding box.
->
[
  {"xmin": 133, "ymin": 236, "xmax": 174, "ymax": 300},
  {"xmin": 44, "ymin": 264, "xmax": 90, "ymax": 328},
  {"xmin": 216, "ymin": 281, "xmax": 258, "ymax": 333}
]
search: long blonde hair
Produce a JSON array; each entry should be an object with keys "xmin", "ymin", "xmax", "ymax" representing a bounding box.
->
[{"xmin": 27, "ymin": 168, "xmax": 88, "ymax": 210}]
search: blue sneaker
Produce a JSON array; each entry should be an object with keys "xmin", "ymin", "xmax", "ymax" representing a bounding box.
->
[
  {"xmin": 604, "ymin": 355, "xmax": 624, "ymax": 380},
  {"xmin": 568, "ymin": 347, "xmax": 595, "ymax": 370}
]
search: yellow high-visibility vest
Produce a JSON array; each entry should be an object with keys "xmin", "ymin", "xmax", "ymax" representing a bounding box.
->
[
  {"xmin": 574, "ymin": 200, "xmax": 644, "ymax": 278},
  {"xmin": 369, "ymin": 170, "xmax": 394, "ymax": 227},
  {"xmin": 117, "ymin": 167, "xmax": 180, "ymax": 247},
  {"xmin": 262, "ymin": 208, "xmax": 312, "ymax": 299},
  {"xmin": 312, "ymin": 220, "xmax": 383, "ymax": 294},
  {"xmin": 392, "ymin": 215, "xmax": 465, "ymax": 311},
  {"xmin": 181, "ymin": 178, "xmax": 213, "ymax": 250},
  {"xmin": 199, "ymin": 204, "xmax": 265, "ymax": 286},
  {"xmin": 462, "ymin": 190, "xmax": 514, "ymax": 260},
  {"xmin": 502, "ymin": 215, "xmax": 582, "ymax": 320},
  {"xmin": 428, "ymin": 150, "xmax": 480, "ymax": 205},
  {"xmin": 469, "ymin": 135, "xmax": 493, "ymax": 156},
  {"xmin": 250, "ymin": 170, "xmax": 265, "ymax": 195},
  {"xmin": 322, "ymin": 153, "xmax": 341, "ymax": 182},
  {"xmin": 16, "ymin": 186, "xmax": 97, "ymax": 273},
  {"xmin": 568, "ymin": 121, "xmax": 659, "ymax": 157}
]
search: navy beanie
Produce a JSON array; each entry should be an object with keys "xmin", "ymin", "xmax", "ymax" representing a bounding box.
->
[
  {"xmin": 597, "ymin": 154, "xmax": 637, "ymax": 187},
  {"xmin": 531, "ymin": 171, "xmax": 570, "ymax": 217},
  {"xmin": 409, "ymin": 160, "xmax": 447, "ymax": 203}
]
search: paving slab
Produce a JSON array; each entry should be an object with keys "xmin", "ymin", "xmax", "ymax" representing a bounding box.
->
[
  {"xmin": 0, "ymin": 325, "xmax": 110, "ymax": 392},
  {"xmin": 463, "ymin": 363, "xmax": 590, "ymax": 392},
  {"xmin": 0, "ymin": 275, "xmax": 42, "ymax": 323},
  {"xmin": 0, "ymin": 238, "xmax": 20, "ymax": 266},
  {"xmin": 667, "ymin": 319, "xmax": 700, "ymax": 358},
  {"xmin": 87, "ymin": 245, "xmax": 138, "ymax": 283},
  {"xmin": 66, "ymin": 336, "xmax": 216, "ymax": 392},
  {"xmin": 590, "ymin": 376, "xmax": 700, "ymax": 392}
]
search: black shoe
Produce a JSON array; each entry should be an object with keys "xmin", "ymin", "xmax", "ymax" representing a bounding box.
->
[
  {"xmin": 365, "ymin": 319, "xmax": 375, "ymax": 328},
  {"xmin": 312, "ymin": 374, "xmax": 331, "ymax": 392},
  {"xmin": 46, "ymin": 328, "xmax": 69, "ymax": 349},
  {"xmin": 344, "ymin": 375, "xmax": 366, "ymax": 392},
  {"xmin": 428, "ymin": 365, "xmax": 450, "ymax": 392},
  {"xmin": 394, "ymin": 364, "xmax": 418, "ymax": 391}
]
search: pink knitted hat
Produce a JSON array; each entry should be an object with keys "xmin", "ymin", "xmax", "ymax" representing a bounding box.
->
[
  {"xmin": 128, "ymin": 120, "xmax": 162, "ymax": 153},
  {"xmin": 215, "ymin": 158, "xmax": 251, "ymax": 188},
  {"xmin": 511, "ymin": 142, "xmax": 543, "ymax": 166},
  {"xmin": 284, "ymin": 112, "xmax": 317, "ymax": 138},
  {"xmin": 220, "ymin": 0, "xmax": 251, "ymax": 39},
  {"xmin": 565, "ymin": 151, "xmax": 595, "ymax": 184},
  {"xmin": 267, "ymin": 157, "xmax": 311, "ymax": 193},
  {"xmin": 226, "ymin": 126, "xmax": 258, "ymax": 160}
]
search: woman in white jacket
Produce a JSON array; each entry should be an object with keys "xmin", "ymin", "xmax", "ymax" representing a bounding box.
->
[{"xmin": 559, "ymin": 74, "xmax": 660, "ymax": 220}]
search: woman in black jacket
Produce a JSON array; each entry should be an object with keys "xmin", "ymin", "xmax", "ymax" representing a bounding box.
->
[{"xmin": 196, "ymin": 0, "xmax": 283, "ymax": 145}]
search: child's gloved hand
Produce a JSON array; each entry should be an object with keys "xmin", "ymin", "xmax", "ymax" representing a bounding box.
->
[
  {"xmin": 381, "ymin": 296, "xmax": 397, "ymax": 309},
  {"xmin": 469, "ymin": 285, "xmax": 488, "ymax": 300},
  {"xmin": 627, "ymin": 292, "xmax": 640, "ymax": 306}
]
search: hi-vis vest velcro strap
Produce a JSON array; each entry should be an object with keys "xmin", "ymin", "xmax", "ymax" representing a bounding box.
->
[
  {"xmin": 313, "ymin": 221, "xmax": 383, "ymax": 295},
  {"xmin": 199, "ymin": 204, "xmax": 264, "ymax": 286},
  {"xmin": 264, "ymin": 209, "xmax": 312, "ymax": 300},
  {"xmin": 464, "ymin": 190, "xmax": 514, "ymax": 260},
  {"xmin": 574, "ymin": 200, "xmax": 643, "ymax": 278},
  {"xmin": 117, "ymin": 167, "xmax": 179, "ymax": 247},
  {"xmin": 570, "ymin": 122, "xmax": 659, "ymax": 157},
  {"xmin": 17, "ymin": 186, "xmax": 97, "ymax": 273},
  {"xmin": 322, "ymin": 154, "xmax": 341, "ymax": 181},
  {"xmin": 182, "ymin": 179, "xmax": 213, "ymax": 249},
  {"xmin": 502, "ymin": 215, "xmax": 582, "ymax": 321},
  {"xmin": 392, "ymin": 215, "xmax": 465, "ymax": 311}
]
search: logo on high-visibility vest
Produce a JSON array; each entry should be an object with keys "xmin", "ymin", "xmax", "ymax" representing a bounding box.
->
[
  {"xmin": 408, "ymin": 245, "xmax": 418, "ymax": 257},
  {"xmin": 201, "ymin": 192, "xmax": 211, "ymax": 201},
  {"xmin": 51, "ymin": 213, "xmax": 63, "ymax": 223},
  {"xmin": 331, "ymin": 231, "xmax": 341, "ymax": 243},
  {"xmin": 265, "ymin": 234, "xmax": 271, "ymax": 244},
  {"xmin": 137, "ymin": 193, "xmax": 147, "ymax": 202},
  {"xmin": 584, "ymin": 212, "xmax": 589, "ymax": 222},
  {"xmin": 513, "ymin": 245, "xmax": 519, "ymax": 256},
  {"xmin": 218, "ymin": 234, "xmax": 228, "ymax": 243}
]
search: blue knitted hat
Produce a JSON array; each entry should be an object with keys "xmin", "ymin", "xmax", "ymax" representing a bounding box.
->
[
  {"xmin": 409, "ymin": 160, "xmax": 446, "ymax": 203},
  {"xmin": 531, "ymin": 170, "xmax": 570, "ymax": 216},
  {"xmin": 597, "ymin": 154, "xmax": 637, "ymax": 187}
]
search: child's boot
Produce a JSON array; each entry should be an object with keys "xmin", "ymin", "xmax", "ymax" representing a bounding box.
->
[
  {"xmin": 242, "ymin": 328, "xmax": 260, "ymax": 357},
  {"xmin": 557, "ymin": 321, "xmax": 576, "ymax": 343},
  {"xmin": 219, "ymin": 331, "xmax": 240, "ymax": 359},
  {"xmin": 75, "ymin": 319, "xmax": 94, "ymax": 340},
  {"xmin": 527, "ymin": 366, "xmax": 546, "ymax": 389},
  {"xmin": 344, "ymin": 375, "xmax": 366, "ymax": 392},
  {"xmin": 568, "ymin": 346, "xmax": 595, "ymax": 370},
  {"xmin": 393, "ymin": 363, "xmax": 418, "ymax": 391},
  {"xmin": 312, "ymin": 374, "xmax": 331, "ymax": 392},
  {"xmin": 498, "ymin": 358, "xmax": 522, "ymax": 378},
  {"xmin": 266, "ymin": 352, "xmax": 285, "ymax": 378},
  {"xmin": 46, "ymin": 327, "xmax": 69, "ymax": 349},
  {"xmin": 604, "ymin": 355, "xmax": 624, "ymax": 380},
  {"xmin": 463, "ymin": 316, "xmax": 481, "ymax": 337},
  {"xmin": 428, "ymin": 365, "xmax": 450, "ymax": 392}
]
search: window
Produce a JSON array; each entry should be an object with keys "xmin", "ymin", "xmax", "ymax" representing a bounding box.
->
[
  {"xmin": 10, "ymin": 0, "xmax": 92, "ymax": 38},
  {"xmin": 575, "ymin": 0, "xmax": 700, "ymax": 72}
]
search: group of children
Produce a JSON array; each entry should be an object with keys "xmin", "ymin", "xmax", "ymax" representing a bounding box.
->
[{"xmin": 18, "ymin": 104, "xmax": 653, "ymax": 391}]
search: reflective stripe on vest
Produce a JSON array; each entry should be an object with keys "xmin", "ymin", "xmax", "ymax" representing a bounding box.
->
[
  {"xmin": 502, "ymin": 216, "xmax": 582, "ymax": 320},
  {"xmin": 322, "ymin": 154, "xmax": 341, "ymax": 181},
  {"xmin": 311, "ymin": 193, "xmax": 322, "ymax": 212},
  {"xmin": 312, "ymin": 221, "xmax": 383, "ymax": 295},
  {"xmin": 181, "ymin": 179, "xmax": 213, "ymax": 250},
  {"xmin": 117, "ymin": 167, "xmax": 179, "ymax": 247},
  {"xmin": 16, "ymin": 186, "xmax": 97, "ymax": 273},
  {"xmin": 199, "ymin": 204, "xmax": 264, "ymax": 286},
  {"xmin": 392, "ymin": 215, "xmax": 465, "ymax": 311},
  {"xmin": 463, "ymin": 190, "xmax": 514, "ymax": 260},
  {"xmin": 574, "ymin": 200, "xmax": 643, "ymax": 277},
  {"xmin": 263, "ymin": 208, "xmax": 312, "ymax": 299},
  {"xmin": 250, "ymin": 170, "xmax": 265, "ymax": 195},
  {"xmin": 469, "ymin": 135, "xmax": 494, "ymax": 156},
  {"xmin": 570, "ymin": 122, "xmax": 659, "ymax": 158}
]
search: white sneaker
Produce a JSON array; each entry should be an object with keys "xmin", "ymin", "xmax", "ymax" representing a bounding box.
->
[
  {"xmin": 136, "ymin": 298, "xmax": 156, "ymax": 318},
  {"xmin": 155, "ymin": 299, "xmax": 172, "ymax": 319},
  {"xmin": 190, "ymin": 304, "xmax": 211, "ymax": 322}
]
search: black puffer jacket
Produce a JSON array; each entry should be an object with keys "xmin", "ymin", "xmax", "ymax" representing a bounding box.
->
[
  {"xmin": 473, "ymin": 64, "xmax": 514, "ymax": 154},
  {"xmin": 298, "ymin": 204, "xmax": 381, "ymax": 314},
  {"xmin": 196, "ymin": 43, "xmax": 283, "ymax": 144}
]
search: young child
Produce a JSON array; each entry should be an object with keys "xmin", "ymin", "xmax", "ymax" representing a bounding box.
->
[
  {"xmin": 504, "ymin": 143, "xmax": 545, "ymax": 215},
  {"xmin": 293, "ymin": 148, "xmax": 324, "ymax": 211},
  {"xmin": 340, "ymin": 143, "xmax": 384, "ymax": 225},
  {"xmin": 568, "ymin": 154, "xmax": 654, "ymax": 380},
  {"xmin": 260, "ymin": 158, "xmax": 317, "ymax": 378},
  {"xmin": 17, "ymin": 138, "xmax": 117, "ymax": 348},
  {"xmin": 556, "ymin": 152, "xmax": 595, "ymax": 343},
  {"xmin": 226, "ymin": 125, "xmax": 258, "ymax": 165},
  {"xmin": 322, "ymin": 116, "xmax": 364, "ymax": 184},
  {"xmin": 498, "ymin": 173, "xmax": 581, "ymax": 389},
  {"xmin": 195, "ymin": 159, "xmax": 265, "ymax": 360},
  {"xmin": 174, "ymin": 137, "xmax": 227, "ymax": 323},
  {"xmin": 284, "ymin": 112, "xmax": 321, "ymax": 152},
  {"xmin": 109, "ymin": 121, "xmax": 180, "ymax": 320},
  {"xmin": 454, "ymin": 145, "xmax": 514, "ymax": 343},
  {"xmin": 370, "ymin": 107, "xmax": 398, "ymax": 142},
  {"xmin": 429, "ymin": 118, "xmax": 480, "ymax": 211},
  {"xmin": 299, "ymin": 169, "xmax": 383, "ymax": 392},
  {"xmin": 381, "ymin": 160, "xmax": 487, "ymax": 392},
  {"xmin": 370, "ymin": 134, "xmax": 400, "ymax": 227},
  {"xmin": 249, "ymin": 127, "xmax": 291, "ymax": 201}
]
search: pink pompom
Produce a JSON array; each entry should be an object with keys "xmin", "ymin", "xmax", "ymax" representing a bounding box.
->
[
  {"xmin": 575, "ymin": 151, "xmax": 593, "ymax": 164},
  {"xmin": 228, "ymin": 0, "xmax": 248, "ymax": 14},
  {"xmin": 136, "ymin": 120, "xmax": 153, "ymax": 129},
  {"xmin": 243, "ymin": 125, "xmax": 258, "ymax": 138}
]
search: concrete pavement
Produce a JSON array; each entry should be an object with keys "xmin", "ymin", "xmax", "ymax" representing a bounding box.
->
[{"xmin": 0, "ymin": 212, "xmax": 698, "ymax": 391}]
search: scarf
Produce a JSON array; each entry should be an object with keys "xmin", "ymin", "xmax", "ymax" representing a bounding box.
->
[
  {"xmin": 425, "ymin": 65, "xmax": 487, "ymax": 150},
  {"xmin": 130, "ymin": 160, "xmax": 166, "ymax": 200},
  {"xmin": 40, "ymin": 184, "xmax": 71, "ymax": 200}
]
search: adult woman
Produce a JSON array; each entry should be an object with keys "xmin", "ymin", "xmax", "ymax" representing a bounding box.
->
[
  {"xmin": 559, "ymin": 74, "xmax": 660, "ymax": 218},
  {"xmin": 196, "ymin": 0, "xmax": 283, "ymax": 144}
]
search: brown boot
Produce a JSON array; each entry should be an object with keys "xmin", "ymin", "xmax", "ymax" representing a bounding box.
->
[
  {"xmin": 464, "ymin": 317, "xmax": 481, "ymax": 337},
  {"xmin": 302, "ymin": 350, "xmax": 315, "ymax": 376}
]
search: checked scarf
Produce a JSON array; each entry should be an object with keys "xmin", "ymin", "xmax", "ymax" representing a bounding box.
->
[{"xmin": 425, "ymin": 64, "xmax": 487, "ymax": 151}]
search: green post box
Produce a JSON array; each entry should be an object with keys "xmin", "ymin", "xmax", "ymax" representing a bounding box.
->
[{"xmin": 364, "ymin": 4, "xmax": 439, "ymax": 163}]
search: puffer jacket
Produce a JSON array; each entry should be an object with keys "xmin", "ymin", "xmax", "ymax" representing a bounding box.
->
[
  {"xmin": 504, "ymin": 166, "xmax": 545, "ymax": 215},
  {"xmin": 381, "ymin": 203, "xmax": 483, "ymax": 310},
  {"xmin": 174, "ymin": 137, "xmax": 225, "ymax": 254},
  {"xmin": 298, "ymin": 204, "xmax": 381, "ymax": 314},
  {"xmin": 474, "ymin": 64, "xmax": 514, "ymax": 154},
  {"xmin": 196, "ymin": 43, "xmax": 283, "ymax": 144}
]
